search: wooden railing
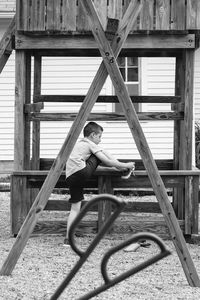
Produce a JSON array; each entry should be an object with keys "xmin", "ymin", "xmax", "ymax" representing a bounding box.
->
[{"xmin": 16, "ymin": 0, "xmax": 200, "ymax": 33}]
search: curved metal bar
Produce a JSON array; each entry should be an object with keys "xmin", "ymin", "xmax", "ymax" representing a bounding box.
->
[
  {"xmin": 68, "ymin": 194, "xmax": 125, "ymax": 257},
  {"xmin": 50, "ymin": 194, "xmax": 126, "ymax": 300},
  {"xmin": 101, "ymin": 232, "xmax": 170, "ymax": 284},
  {"xmin": 77, "ymin": 233, "xmax": 171, "ymax": 300}
]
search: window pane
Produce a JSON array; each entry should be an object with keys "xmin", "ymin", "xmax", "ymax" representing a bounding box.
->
[
  {"xmin": 127, "ymin": 84, "xmax": 139, "ymax": 95},
  {"xmin": 128, "ymin": 57, "xmax": 138, "ymax": 66},
  {"xmin": 119, "ymin": 68, "xmax": 125, "ymax": 80},
  {"xmin": 117, "ymin": 57, "xmax": 125, "ymax": 67},
  {"xmin": 128, "ymin": 68, "xmax": 138, "ymax": 81}
]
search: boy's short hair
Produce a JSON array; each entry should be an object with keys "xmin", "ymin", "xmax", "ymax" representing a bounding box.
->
[{"xmin": 83, "ymin": 122, "xmax": 103, "ymax": 137}]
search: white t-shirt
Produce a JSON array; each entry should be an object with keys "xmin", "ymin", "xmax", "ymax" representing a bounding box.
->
[{"xmin": 65, "ymin": 138, "xmax": 103, "ymax": 178}]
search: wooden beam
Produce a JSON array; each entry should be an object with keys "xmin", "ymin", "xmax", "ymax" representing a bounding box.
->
[
  {"xmin": 0, "ymin": 16, "xmax": 15, "ymax": 73},
  {"xmin": 14, "ymin": 51, "xmax": 31, "ymax": 171},
  {"xmin": 81, "ymin": 0, "xmax": 200, "ymax": 287},
  {"xmin": 32, "ymin": 217, "xmax": 185, "ymax": 240},
  {"xmin": 0, "ymin": 0, "xmax": 142, "ymax": 276},
  {"xmin": 28, "ymin": 111, "xmax": 184, "ymax": 122},
  {"xmin": 34, "ymin": 95, "xmax": 181, "ymax": 103},
  {"xmin": 15, "ymin": 33, "xmax": 195, "ymax": 50},
  {"xmin": 24, "ymin": 102, "xmax": 44, "ymax": 113}
]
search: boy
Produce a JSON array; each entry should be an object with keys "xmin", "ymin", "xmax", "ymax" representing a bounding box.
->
[{"xmin": 64, "ymin": 121, "xmax": 134, "ymax": 245}]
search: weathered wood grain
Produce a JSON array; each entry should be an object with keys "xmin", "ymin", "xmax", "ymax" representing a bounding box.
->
[{"xmin": 28, "ymin": 111, "xmax": 184, "ymax": 122}]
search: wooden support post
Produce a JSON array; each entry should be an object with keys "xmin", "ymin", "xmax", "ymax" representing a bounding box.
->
[
  {"xmin": 81, "ymin": 0, "xmax": 200, "ymax": 287},
  {"xmin": 98, "ymin": 176, "xmax": 113, "ymax": 231},
  {"xmin": 179, "ymin": 49, "xmax": 195, "ymax": 170},
  {"xmin": 11, "ymin": 175, "xmax": 28, "ymax": 236},
  {"xmin": 173, "ymin": 53, "xmax": 184, "ymax": 219},
  {"xmin": 0, "ymin": 16, "xmax": 15, "ymax": 73},
  {"xmin": 184, "ymin": 174, "xmax": 199, "ymax": 235},
  {"xmin": 11, "ymin": 51, "xmax": 31, "ymax": 235},
  {"xmin": 14, "ymin": 51, "xmax": 31, "ymax": 171},
  {"xmin": 0, "ymin": 0, "xmax": 142, "ymax": 276},
  {"xmin": 30, "ymin": 54, "xmax": 42, "ymax": 205}
]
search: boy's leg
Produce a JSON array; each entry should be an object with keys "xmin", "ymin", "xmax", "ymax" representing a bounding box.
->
[{"xmin": 65, "ymin": 201, "xmax": 82, "ymax": 242}]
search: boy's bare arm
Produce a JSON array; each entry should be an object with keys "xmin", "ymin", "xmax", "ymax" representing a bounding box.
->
[{"xmin": 96, "ymin": 151, "xmax": 134, "ymax": 170}]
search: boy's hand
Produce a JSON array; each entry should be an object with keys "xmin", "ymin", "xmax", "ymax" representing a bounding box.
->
[{"xmin": 125, "ymin": 162, "xmax": 135, "ymax": 170}]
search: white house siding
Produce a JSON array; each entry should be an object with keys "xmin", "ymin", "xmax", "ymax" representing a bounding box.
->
[
  {"xmin": 102, "ymin": 57, "xmax": 176, "ymax": 160},
  {"xmin": 194, "ymin": 49, "xmax": 200, "ymax": 122},
  {"xmin": 0, "ymin": 18, "xmax": 15, "ymax": 162},
  {"xmin": 39, "ymin": 57, "xmax": 112, "ymax": 158}
]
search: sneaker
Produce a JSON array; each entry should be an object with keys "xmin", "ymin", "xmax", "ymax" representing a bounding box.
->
[
  {"xmin": 139, "ymin": 240, "xmax": 151, "ymax": 248},
  {"xmin": 63, "ymin": 238, "xmax": 70, "ymax": 247},
  {"xmin": 123, "ymin": 242, "xmax": 140, "ymax": 252}
]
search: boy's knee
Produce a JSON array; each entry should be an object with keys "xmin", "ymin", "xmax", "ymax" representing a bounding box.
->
[{"xmin": 71, "ymin": 201, "xmax": 81, "ymax": 212}]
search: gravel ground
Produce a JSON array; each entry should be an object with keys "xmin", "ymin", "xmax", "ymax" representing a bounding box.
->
[{"xmin": 0, "ymin": 192, "xmax": 200, "ymax": 300}]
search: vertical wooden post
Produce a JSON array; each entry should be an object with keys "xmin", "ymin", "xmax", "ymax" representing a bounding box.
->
[
  {"xmin": 98, "ymin": 176, "xmax": 113, "ymax": 231},
  {"xmin": 180, "ymin": 50, "xmax": 195, "ymax": 235},
  {"xmin": 30, "ymin": 54, "xmax": 42, "ymax": 203},
  {"xmin": 12, "ymin": 50, "xmax": 31, "ymax": 235},
  {"xmin": 173, "ymin": 53, "xmax": 184, "ymax": 218},
  {"xmin": 14, "ymin": 51, "xmax": 31, "ymax": 170},
  {"xmin": 179, "ymin": 50, "xmax": 195, "ymax": 170},
  {"xmin": 191, "ymin": 175, "xmax": 199, "ymax": 234},
  {"xmin": 11, "ymin": 175, "xmax": 27, "ymax": 236}
]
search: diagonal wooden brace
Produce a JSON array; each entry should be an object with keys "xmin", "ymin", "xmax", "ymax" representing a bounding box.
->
[
  {"xmin": 81, "ymin": 0, "xmax": 200, "ymax": 287},
  {"xmin": 0, "ymin": 1, "xmax": 142, "ymax": 276}
]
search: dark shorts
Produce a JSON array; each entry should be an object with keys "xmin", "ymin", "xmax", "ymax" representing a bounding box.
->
[{"xmin": 66, "ymin": 154, "xmax": 101, "ymax": 203}]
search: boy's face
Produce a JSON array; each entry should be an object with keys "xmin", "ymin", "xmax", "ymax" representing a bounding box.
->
[{"xmin": 90, "ymin": 131, "xmax": 102, "ymax": 144}]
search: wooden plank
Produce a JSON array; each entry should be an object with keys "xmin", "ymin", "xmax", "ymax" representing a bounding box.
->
[
  {"xmin": 123, "ymin": 0, "xmax": 138, "ymax": 30},
  {"xmin": 11, "ymin": 51, "xmax": 32, "ymax": 235},
  {"xmin": 32, "ymin": 217, "xmax": 185, "ymax": 240},
  {"xmin": 77, "ymin": 0, "xmax": 90, "ymax": 31},
  {"xmin": 171, "ymin": 0, "xmax": 186, "ymax": 30},
  {"xmin": 0, "ymin": 0, "xmax": 142, "ymax": 276},
  {"xmin": 15, "ymin": 33, "xmax": 196, "ymax": 49},
  {"xmin": 11, "ymin": 176, "xmax": 26, "ymax": 236},
  {"xmin": 155, "ymin": 0, "xmax": 170, "ymax": 30},
  {"xmin": 187, "ymin": 0, "xmax": 200, "ymax": 30},
  {"xmin": 33, "ymin": 220, "xmax": 96, "ymax": 235},
  {"xmin": 0, "ymin": 16, "xmax": 15, "ymax": 73},
  {"xmin": 14, "ymin": 51, "xmax": 28, "ymax": 171},
  {"xmin": 53, "ymin": 0, "xmax": 62, "ymax": 31},
  {"xmin": 24, "ymin": 54, "xmax": 31, "ymax": 170},
  {"xmin": 31, "ymin": 55, "xmax": 42, "ymax": 205},
  {"xmin": 32, "ymin": 55, "xmax": 41, "ymax": 171},
  {"xmin": 61, "ymin": 0, "xmax": 76, "ymax": 31},
  {"xmin": 34, "ymin": 95, "xmax": 181, "ymax": 103},
  {"xmin": 82, "ymin": 0, "xmax": 200, "ymax": 287},
  {"xmin": 140, "ymin": 0, "xmax": 154, "ymax": 30},
  {"xmin": 94, "ymin": 0, "xmax": 107, "ymax": 30},
  {"xmin": 179, "ymin": 50, "xmax": 195, "ymax": 169},
  {"xmin": 107, "ymin": 0, "xmax": 122, "ymax": 19},
  {"xmin": 28, "ymin": 111, "xmax": 184, "ymax": 122},
  {"xmin": 98, "ymin": 176, "xmax": 113, "ymax": 231},
  {"xmin": 16, "ymin": 0, "xmax": 29, "ymax": 31},
  {"xmin": 24, "ymin": 103, "xmax": 44, "ymax": 113},
  {"xmin": 46, "ymin": 0, "xmax": 54, "ymax": 31},
  {"xmin": 44, "ymin": 199, "xmax": 162, "ymax": 214},
  {"xmin": 11, "ymin": 169, "xmax": 200, "ymax": 177},
  {"xmin": 191, "ymin": 176, "xmax": 199, "ymax": 234},
  {"xmin": 184, "ymin": 176, "xmax": 192, "ymax": 234},
  {"xmin": 39, "ymin": 158, "xmax": 174, "ymax": 171},
  {"xmin": 29, "ymin": 0, "xmax": 45, "ymax": 31}
]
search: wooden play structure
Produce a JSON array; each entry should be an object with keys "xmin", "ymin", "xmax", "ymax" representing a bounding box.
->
[{"xmin": 1, "ymin": 0, "xmax": 200, "ymax": 287}]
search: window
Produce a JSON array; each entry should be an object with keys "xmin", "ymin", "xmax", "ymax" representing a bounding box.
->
[{"xmin": 115, "ymin": 57, "xmax": 140, "ymax": 113}]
